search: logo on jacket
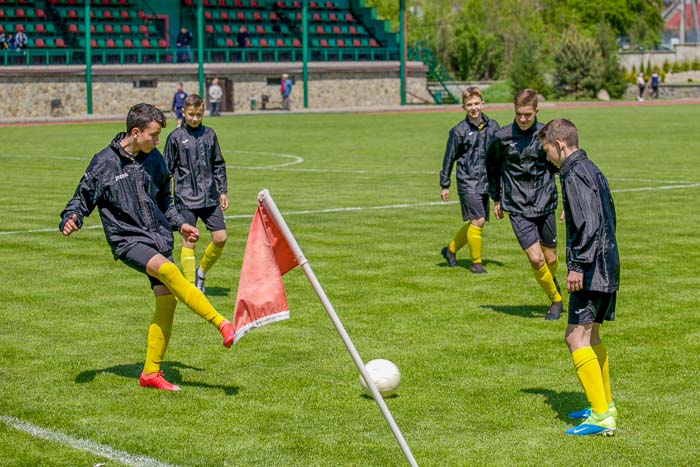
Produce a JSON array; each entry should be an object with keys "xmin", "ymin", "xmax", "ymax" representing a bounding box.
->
[
  {"xmin": 182, "ymin": 139, "xmax": 189, "ymax": 144},
  {"xmin": 115, "ymin": 173, "xmax": 129, "ymax": 182}
]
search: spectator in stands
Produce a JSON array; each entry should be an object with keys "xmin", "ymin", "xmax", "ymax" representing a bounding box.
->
[
  {"xmin": 6, "ymin": 33, "xmax": 16, "ymax": 50},
  {"xmin": 208, "ymin": 78, "xmax": 223, "ymax": 117},
  {"xmin": 0, "ymin": 33, "xmax": 8, "ymax": 50},
  {"xmin": 172, "ymin": 82, "xmax": 188, "ymax": 127},
  {"xmin": 281, "ymin": 74, "xmax": 293, "ymax": 111},
  {"xmin": 14, "ymin": 29, "xmax": 28, "ymax": 52},
  {"xmin": 236, "ymin": 26, "xmax": 250, "ymax": 48},
  {"xmin": 176, "ymin": 27, "xmax": 193, "ymax": 63}
]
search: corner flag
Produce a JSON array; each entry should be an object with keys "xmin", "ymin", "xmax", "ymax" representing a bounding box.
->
[{"xmin": 232, "ymin": 203, "xmax": 299, "ymax": 344}]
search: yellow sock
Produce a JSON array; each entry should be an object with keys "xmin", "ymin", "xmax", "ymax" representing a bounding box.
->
[
  {"xmin": 199, "ymin": 242, "xmax": 224, "ymax": 273},
  {"xmin": 449, "ymin": 224, "xmax": 469, "ymax": 254},
  {"xmin": 144, "ymin": 294, "xmax": 177, "ymax": 374},
  {"xmin": 467, "ymin": 224, "xmax": 483, "ymax": 264},
  {"xmin": 532, "ymin": 263, "xmax": 562, "ymax": 302},
  {"xmin": 180, "ymin": 246, "xmax": 196, "ymax": 283},
  {"xmin": 592, "ymin": 342, "xmax": 613, "ymax": 404},
  {"xmin": 547, "ymin": 257, "xmax": 558, "ymax": 277},
  {"xmin": 157, "ymin": 262, "xmax": 225, "ymax": 328},
  {"xmin": 572, "ymin": 347, "xmax": 609, "ymax": 415}
]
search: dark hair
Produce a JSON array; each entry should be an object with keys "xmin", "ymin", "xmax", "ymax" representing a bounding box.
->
[
  {"xmin": 538, "ymin": 118, "xmax": 579, "ymax": 147},
  {"xmin": 513, "ymin": 88, "xmax": 538, "ymax": 109},
  {"xmin": 126, "ymin": 103, "xmax": 166, "ymax": 133},
  {"xmin": 184, "ymin": 94, "xmax": 204, "ymax": 109}
]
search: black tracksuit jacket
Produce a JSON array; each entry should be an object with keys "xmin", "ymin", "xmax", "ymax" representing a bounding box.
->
[
  {"xmin": 560, "ymin": 149, "xmax": 620, "ymax": 293},
  {"xmin": 59, "ymin": 133, "xmax": 185, "ymax": 259},
  {"xmin": 485, "ymin": 120, "xmax": 558, "ymax": 217},
  {"xmin": 163, "ymin": 124, "xmax": 227, "ymax": 209},
  {"xmin": 439, "ymin": 113, "xmax": 500, "ymax": 194}
]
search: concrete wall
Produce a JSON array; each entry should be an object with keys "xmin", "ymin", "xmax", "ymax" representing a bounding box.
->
[
  {"xmin": 620, "ymin": 44, "xmax": 700, "ymax": 70},
  {"xmin": 0, "ymin": 61, "xmax": 430, "ymax": 119}
]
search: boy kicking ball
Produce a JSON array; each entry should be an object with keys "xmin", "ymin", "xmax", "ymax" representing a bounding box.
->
[
  {"xmin": 538, "ymin": 119, "xmax": 620, "ymax": 436},
  {"xmin": 60, "ymin": 103, "xmax": 234, "ymax": 392}
]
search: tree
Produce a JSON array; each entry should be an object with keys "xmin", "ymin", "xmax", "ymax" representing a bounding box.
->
[
  {"xmin": 553, "ymin": 27, "xmax": 604, "ymax": 98},
  {"xmin": 595, "ymin": 22, "xmax": 627, "ymax": 98},
  {"xmin": 509, "ymin": 32, "xmax": 551, "ymax": 96}
]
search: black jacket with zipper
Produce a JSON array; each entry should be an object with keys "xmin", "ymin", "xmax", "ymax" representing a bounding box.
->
[
  {"xmin": 485, "ymin": 120, "xmax": 558, "ymax": 217},
  {"xmin": 439, "ymin": 113, "xmax": 499, "ymax": 194},
  {"xmin": 59, "ymin": 133, "xmax": 185, "ymax": 259},
  {"xmin": 560, "ymin": 149, "xmax": 619, "ymax": 293},
  {"xmin": 163, "ymin": 124, "xmax": 227, "ymax": 209}
]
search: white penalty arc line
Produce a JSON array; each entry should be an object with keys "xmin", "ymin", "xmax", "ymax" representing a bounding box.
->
[{"xmin": 0, "ymin": 415, "xmax": 175, "ymax": 467}]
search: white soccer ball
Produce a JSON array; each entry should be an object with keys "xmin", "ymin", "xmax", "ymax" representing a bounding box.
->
[{"xmin": 359, "ymin": 359, "xmax": 400, "ymax": 398}]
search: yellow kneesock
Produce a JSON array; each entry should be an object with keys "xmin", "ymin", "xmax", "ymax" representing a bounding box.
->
[
  {"xmin": 467, "ymin": 224, "xmax": 483, "ymax": 264},
  {"xmin": 144, "ymin": 294, "xmax": 177, "ymax": 374},
  {"xmin": 180, "ymin": 246, "xmax": 196, "ymax": 283},
  {"xmin": 199, "ymin": 242, "xmax": 224, "ymax": 273},
  {"xmin": 449, "ymin": 224, "xmax": 469, "ymax": 254},
  {"xmin": 157, "ymin": 262, "xmax": 225, "ymax": 328},
  {"xmin": 572, "ymin": 347, "xmax": 609, "ymax": 415},
  {"xmin": 547, "ymin": 258, "xmax": 559, "ymax": 277},
  {"xmin": 532, "ymin": 263, "xmax": 562, "ymax": 302},
  {"xmin": 592, "ymin": 342, "xmax": 613, "ymax": 404}
]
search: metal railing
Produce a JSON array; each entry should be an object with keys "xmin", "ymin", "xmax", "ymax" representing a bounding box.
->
[{"xmin": 1, "ymin": 46, "xmax": 399, "ymax": 67}]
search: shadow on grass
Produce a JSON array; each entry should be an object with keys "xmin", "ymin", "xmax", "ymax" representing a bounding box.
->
[
  {"xmin": 522, "ymin": 388, "xmax": 588, "ymax": 422},
  {"xmin": 75, "ymin": 361, "xmax": 239, "ymax": 396},
  {"xmin": 203, "ymin": 286, "xmax": 230, "ymax": 297},
  {"xmin": 436, "ymin": 258, "xmax": 505, "ymax": 270},
  {"xmin": 480, "ymin": 304, "xmax": 547, "ymax": 319}
]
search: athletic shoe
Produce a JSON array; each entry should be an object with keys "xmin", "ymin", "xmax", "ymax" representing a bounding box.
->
[
  {"xmin": 195, "ymin": 267, "xmax": 206, "ymax": 294},
  {"xmin": 565, "ymin": 411, "xmax": 616, "ymax": 436},
  {"xmin": 219, "ymin": 320, "xmax": 234, "ymax": 348},
  {"xmin": 139, "ymin": 371, "xmax": 181, "ymax": 392},
  {"xmin": 545, "ymin": 301, "xmax": 563, "ymax": 320},
  {"xmin": 470, "ymin": 263, "xmax": 487, "ymax": 274},
  {"xmin": 441, "ymin": 247, "xmax": 457, "ymax": 267},
  {"xmin": 569, "ymin": 403, "xmax": 618, "ymax": 420}
]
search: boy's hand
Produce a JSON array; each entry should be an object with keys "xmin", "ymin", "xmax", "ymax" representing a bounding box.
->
[
  {"xmin": 61, "ymin": 214, "xmax": 79, "ymax": 236},
  {"xmin": 440, "ymin": 188, "xmax": 450, "ymax": 203},
  {"xmin": 567, "ymin": 271, "xmax": 584, "ymax": 293},
  {"xmin": 180, "ymin": 223, "xmax": 200, "ymax": 243},
  {"xmin": 493, "ymin": 202, "xmax": 503, "ymax": 220},
  {"xmin": 559, "ymin": 210, "xmax": 565, "ymax": 223},
  {"xmin": 219, "ymin": 193, "xmax": 229, "ymax": 211}
]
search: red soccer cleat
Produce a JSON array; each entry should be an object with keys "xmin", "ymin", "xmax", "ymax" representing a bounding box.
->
[
  {"xmin": 139, "ymin": 371, "xmax": 181, "ymax": 392},
  {"xmin": 219, "ymin": 320, "xmax": 234, "ymax": 348}
]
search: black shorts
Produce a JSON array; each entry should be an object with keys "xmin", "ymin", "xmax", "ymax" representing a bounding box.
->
[
  {"xmin": 458, "ymin": 192, "xmax": 489, "ymax": 222},
  {"xmin": 179, "ymin": 205, "xmax": 226, "ymax": 232},
  {"xmin": 119, "ymin": 243, "xmax": 173, "ymax": 289},
  {"xmin": 568, "ymin": 290, "xmax": 617, "ymax": 325},
  {"xmin": 508, "ymin": 213, "xmax": 557, "ymax": 250}
]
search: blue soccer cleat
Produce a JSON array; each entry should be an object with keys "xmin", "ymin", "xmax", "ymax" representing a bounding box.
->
[
  {"xmin": 568, "ymin": 402, "xmax": 617, "ymax": 420},
  {"xmin": 565, "ymin": 411, "xmax": 616, "ymax": 436}
]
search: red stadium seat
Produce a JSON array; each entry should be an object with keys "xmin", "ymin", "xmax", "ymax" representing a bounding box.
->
[
  {"xmin": 222, "ymin": 24, "xmax": 232, "ymax": 34},
  {"xmin": 369, "ymin": 38, "xmax": 379, "ymax": 47},
  {"xmin": 158, "ymin": 39, "xmax": 168, "ymax": 47},
  {"xmin": 55, "ymin": 38, "xmax": 66, "ymax": 48},
  {"xmin": 352, "ymin": 39, "xmax": 361, "ymax": 47},
  {"xmin": 205, "ymin": 24, "xmax": 214, "ymax": 34},
  {"xmin": 276, "ymin": 38, "xmax": 284, "ymax": 47},
  {"xmin": 237, "ymin": 12, "xmax": 245, "ymax": 21},
  {"xmin": 102, "ymin": 9, "xmax": 113, "ymax": 20},
  {"xmin": 336, "ymin": 38, "xmax": 345, "ymax": 47},
  {"xmin": 123, "ymin": 38, "xmax": 134, "ymax": 48},
  {"xmin": 329, "ymin": 13, "xmax": 337, "ymax": 22},
  {"xmin": 292, "ymin": 38, "xmax": 300, "ymax": 47},
  {"xmin": 15, "ymin": 8, "xmax": 26, "ymax": 18},
  {"xmin": 220, "ymin": 11, "xmax": 229, "ymax": 21},
  {"xmin": 319, "ymin": 38, "xmax": 328, "ymax": 47},
  {"xmin": 256, "ymin": 25, "xmax": 264, "ymax": 34},
  {"xmin": 106, "ymin": 39, "xmax": 116, "ymax": 48},
  {"xmin": 35, "ymin": 38, "xmax": 46, "ymax": 48},
  {"xmin": 141, "ymin": 38, "xmax": 151, "ymax": 47},
  {"xmin": 204, "ymin": 11, "xmax": 212, "ymax": 20},
  {"xmin": 68, "ymin": 23, "xmax": 78, "ymax": 33},
  {"xmin": 332, "ymin": 25, "xmax": 340, "ymax": 34},
  {"xmin": 253, "ymin": 12, "xmax": 262, "ymax": 21},
  {"xmin": 104, "ymin": 24, "xmax": 114, "ymax": 33},
  {"xmin": 35, "ymin": 8, "xmax": 46, "ymax": 19},
  {"xmin": 138, "ymin": 24, "xmax": 148, "ymax": 35},
  {"xmin": 225, "ymin": 38, "xmax": 234, "ymax": 47},
  {"xmin": 120, "ymin": 10, "xmax": 129, "ymax": 19},
  {"xmin": 259, "ymin": 38, "xmax": 269, "ymax": 47},
  {"xmin": 0, "ymin": 11, "xmax": 4, "ymax": 20},
  {"xmin": 67, "ymin": 9, "xmax": 78, "ymax": 19},
  {"xmin": 35, "ymin": 23, "xmax": 46, "ymax": 33},
  {"xmin": 121, "ymin": 24, "xmax": 131, "ymax": 33},
  {"xmin": 345, "ymin": 12, "xmax": 355, "ymax": 23}
]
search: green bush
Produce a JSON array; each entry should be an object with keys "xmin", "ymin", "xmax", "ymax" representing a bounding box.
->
[{"xmin": 553, "ymin": 27, "xmax": 603, "ymax": 98}]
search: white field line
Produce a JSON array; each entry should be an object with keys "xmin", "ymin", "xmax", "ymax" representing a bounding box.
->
[
  {"xmin": 0, "ymin": 415, "xmax": 175, "ymax": 467},
  {"xmin": 2, "ymin": 180, "xmax": 699, "ymax": 237}
]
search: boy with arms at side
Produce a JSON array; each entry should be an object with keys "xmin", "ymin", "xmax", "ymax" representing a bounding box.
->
[
  {"xmin": 485, "ymin": 89, "xmax": 563, "ymax": 319},
  {"xmin": 538, "ymin": 118, "xmax": 620, "ymax": 436},
  {"xmin": 439, "ymin": 86, "xmax": 500, "ymax": 273},
  {"xmin": 60, "ymin": 103, "xmax": 234, "ymax": 392},
  {"xmin": 164, "ymin": 94, "xmax": 228, "ymax": 294}
]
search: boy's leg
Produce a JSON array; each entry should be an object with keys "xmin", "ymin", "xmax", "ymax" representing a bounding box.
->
[
  {"xmin": 448, "ymin": 223, "xmax": 469, "ymax": 255},
  {"xmin": 141, "ymin": 288, "xmax": 181, "ymax": 391},
  {"xmin": 199, "ymin": 229, "xmax": 227, "ymax": 273},
  {"xmin": 146, "ymin": 254, "xmax": 234, "ymax": 348},
  {"xmin": 196, "ymin": 206, "xmax": 228, "ymax": 292},
  {"xmin": 181, "ymin": 242, "xmax": 196, "ymax": 283},
  {"xmin": 591, "ymin": 325, "xmax": 613, "ymax": 405},
  {"xmin": 525, "ymin": 244, "xmax": 563, "ymax": 303}
]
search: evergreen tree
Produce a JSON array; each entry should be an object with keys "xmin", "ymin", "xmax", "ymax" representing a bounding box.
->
[
  {"xmin": 553, "ymin": 27, "xmax": 604, "ymax": 98},
  {"xmin": 596, "ymin": 22, "xmax": 627, "ymax": 98}
]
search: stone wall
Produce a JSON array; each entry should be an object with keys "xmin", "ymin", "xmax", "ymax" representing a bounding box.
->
[
  {"xmin": 620, "ymin": 44, "xmax": 700, "ymax": 70},
  {"xmin": 0, "ymin": 61, "xmax": 431, "ymax": 119}
]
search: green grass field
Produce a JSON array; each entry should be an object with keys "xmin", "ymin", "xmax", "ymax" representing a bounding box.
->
[{"xmin": 1, "ymin": 103, "xmax": 699, "ymax": 465}]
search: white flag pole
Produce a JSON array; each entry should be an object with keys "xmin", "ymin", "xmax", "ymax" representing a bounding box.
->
[{"xmin": 258, "ymin": 189, "xmax": 418, "ymax": 467}]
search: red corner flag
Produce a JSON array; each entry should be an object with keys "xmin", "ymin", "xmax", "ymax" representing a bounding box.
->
[{"xmin": 232, "ymin": 203, "xmax": 299, "ymax": 344}]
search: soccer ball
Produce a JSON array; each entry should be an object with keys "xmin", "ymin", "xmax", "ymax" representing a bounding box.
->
[{"xmin": 359, "ymin": 359, "xmax": 400, "ymax": 398}]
